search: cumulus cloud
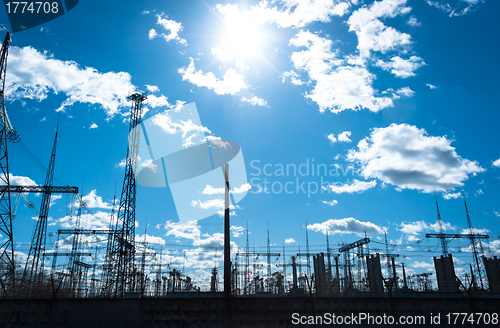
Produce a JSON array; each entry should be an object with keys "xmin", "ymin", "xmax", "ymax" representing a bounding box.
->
[
  {"xmin": 398, "ymin": 220, "xmax": 453, "ymax": 238},
  {"xmin": 135, "ymin": 233, "xmax": 165, "ymax": 245},
  {"xmin": 191, "ymin": 198, "xmax": 225, "ymax": 210},
  {"xmin": 347, "ymin": 123, "xmax": 484, "ymax": 192},
  {"xmin": 145, "ymin": 85, "xmax": 160, "ymax": 93},
  {"xmin": 151, "ymin": 110, "xmax": 211, "ymax": 148},
  {"xmin": 57, "ymin": 211, "xmax": 112, "ymax": 230},
  {"xmin": 200, "ymin": 183, "xmax": 251, "ymax": 195},
  {"xmin": 80, "ymin": 189, "xmax": 111, "ymax": 209},
  {"xmin": 327, "ymin": 134, "xmax": 337, "ymax": 144},
  {"xmin": 178, "ymin": 58, "xmax": 248, "ymax": 95},
  {"xmin": 493, "ymin": 158, "xmax": 500, "ymax": 167},
  {"xmin": 216, "ymin": 0, "xmax": 350, "ymax": 30},
  {"xmin": 323, "ymin": 179, "xmax": 377, "ymax": 194},
  {"xmin": 241, "ymin": 96, "xmax": 268, "ymax": 107},
  {"xmin": 148, "ymin": 14, "xmax": 187, "ymax": 45},
  {"xmin": 1, "ymin": 173, "xmax": 37, "ymax": 186},
  {"xmin": 284, "ymin": 238, "xmax": 296, "ymax": 244},
  {"xmin": 412, "ymin": 261, "xmax": 434, "ymax": 269},
  {"xmin": 231, "ymin": 226, "xmax": 245, "ymax": 238},
  {"xmin": 376, "ymin": 56, "xmax": 425, "ymax": 78},
  {"xmin": 89, "ymin": 123, "xmax": 98, "ymax": 129},
  {"xmin": 164, "ymin": 220, "xmax": 201, "ymax": 241},
  {"xmin": 281, "ymin": 70, "xmax": 307, "ymax": 85},
  {"xmin": 307, "ymin": 217, "xmax": 384, "ymax": 236},
  {"xmin": 407, "ymin": 16, "xmax": 421, "ymax": 26},
  {"xmin": 6, "ymin": 47, "xmax": 172, "ymax": 117},
  {"xmin": 347, "ymin": 0, "xmax": 412, "ymax": 58},
  {"xmin": 322, "ymin": 200, "xmax": 338, "ymax": 206},
  {"xmin": 289, "ymin": 31, "xmax": 397, "ymax": 113},
  {"xmin": 337, "ymin": 131, "xmax": 352, "ymax": 142},
  {"xmin": 443, "ymin": 192, "xmax": 461, "ymax": 200},
  {"xmin": 426, "ymin": 83, "xmax": 437, "ymax": 89},
  {"xmin": 6, "ymin": 46, "xmax": 136, "ymax": 116}
]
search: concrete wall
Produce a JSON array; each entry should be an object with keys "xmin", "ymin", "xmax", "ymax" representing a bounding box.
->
[{"xmin": 0, "ymin": 296, "xmax": 499, "ymax": 328}]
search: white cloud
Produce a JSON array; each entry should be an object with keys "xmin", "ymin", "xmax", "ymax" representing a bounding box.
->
[
  {"xmin": 475, "ymin": 189, "xmax": 484, "ymax": 196},
  {"xmin": 323, "ymin": 179, "xmax": 377, "ymax": 194},
  {"xmin": 284, "ymin": 238, "xmax": 296, "ymax": 244},
  {"xmin": 425, "ymin": 0, "xmax": 483, "ymax": 17},
  {"xmin": 118, "ymin": 156, "xmax": 158, "ymax": 173},
  {"xmin": 407, "ymin": 16, "xmax": 421, "ymax": 26},
  {"xmin": 337, "ymin": 131, "xmax": 352, "ymax": 142},
  {"xmin": 201, "ymin": 185, "xmax": 223, "ymax": 195},
  {"xmin": 149, "ymin": 14, "xmax": 187, "ymax": 45},
  {"xmin": 57, "ymin": 211, "xmax": 112, "ymax": 230},
  {"xmin": 376, "ymin": 56, "xmax": 425, "ymax": 78},
  {"xmin": 135, "ymin": 233, "xmax": 165, "ymax": 245},
  {"xmin": 347, "ymin": 0, "xmax": 412, "ymax": 58},
  {"xmin": 164, "ymin": 220, "xmax": 201, "ymax": 241},
  {"xmin": 307, "ymin": 217, "xmax": 384, "ymax": 236},
  {"xmin": 89, "ymin": 123, "xmax": 98, "ymax": 129},
  {"xmin": 398, "ymin": 220, "xmax": 453, "ymax": 236},
  {"xmin": 211, "ymin": 46, "xmax": 233, "ymax": 63},
  {"xmin": 411, "ymin": 261, "xmax": 433, "ymax": 269},
  {"xmin": 144, "ymin": 94, "xmax": 171, "ymax": 109},
  {"xmin": 460, "ymin": 227, "xmax": 488, "ymax": 235},
  {"xmin": 281, "ymin": 70, "xmax": 307, "ymax": 85},
  {"xmin": 322, "ymin": 200, "xmax": 338, "ymax": 206},
  {"xmin": 201, "ymin": 183, "xmax": 251, "ymax": 196},
  {"xmin": 426, "ymin": 83, "xmax": 437, "ymax": 89},
  {"xmin": 232, "ymin": 183, "xmax": 251, "ymax": 194},
  {"xmin": 347, "ymin": 123, "xmax": 484, "ymax": 192},
  {"xmin": 230, "ymin": 226, "xmax": 245, "ymax": 238},
  {"xmin": 443, "ymin": 192, "xmax": 461, "ymax": 200},
  {"xmin": 289, "ymin": 31, "xmax": 396, "ymax": 113},
  {"xmin": 191, "ymin": 198, "xmax": 224, "ymax": 210},
  {"xmin": 178, "ymin": 58, "xmax": 248, "ymax": 95},
  {"xmin": 1, "ymin": 173, "xmax": 37, "ymax": 186},
  {"xmin": 6, "ymin": 46, "xmax": 137, "ymax": 116},
  {"xmin": 151, "ymin": 110, "xmax": 211, "ymax": 148},
  {"xmin": 216, "ymin": 0, "xmax": 350, "ymax": 30},
  {"xmin": 81, "ymin": 189, "xmax": 112, "ymax": 209},
  {"xmin": 493, "ymin": 158, "xmax": 500, "ymax": 167},
  {"xmin": 148, "ymin": 29, "xmax": 158, "ymax": 40},
  {"xmin": 145, "ymin": 85, "xmax": 160, "ymax": 93},
  {"xmin": 241, "ymin": 96, "xmax": 268, "ymax": 107},
  {"xmin": 49, "ymin": 194, "xmax": 62, "ymax": 207},
  {"xmin": 327, "ymin": 134, "xmax": 337, "ymax": 144},
  {"xmin": 394, "ymin": 86, "xmax": 415, "ymax": 98}
]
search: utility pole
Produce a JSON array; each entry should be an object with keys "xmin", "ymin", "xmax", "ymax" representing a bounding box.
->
[{"xmin": 224, "ymin": 163, "xmax": 231, "ymax": 298}]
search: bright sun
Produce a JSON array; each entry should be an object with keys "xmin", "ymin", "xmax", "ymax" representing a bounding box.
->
[{"xmin": 219, "ymin": 19, "xmax": 266, "ymax": 60}]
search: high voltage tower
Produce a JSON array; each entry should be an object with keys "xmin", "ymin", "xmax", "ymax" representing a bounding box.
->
[
  {"xmin": 0, "ymin": 30, "xmax": 16, "ymax": 295},
  {"xmin": 21, "ymin": 118, "xmax": 59, "ymax": 294},
  {"xmin": 104, "ymin": 91, "xmax": 147, "ymax": 297}
]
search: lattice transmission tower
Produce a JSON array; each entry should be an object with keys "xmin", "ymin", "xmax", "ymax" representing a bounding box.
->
[
  {"xmin": 22, "ymin": 117, "xmax": 60, "ymax": 295},
  {"xmin": 104, "ymin": 91, "xmax": 147, "ymax": 297}
]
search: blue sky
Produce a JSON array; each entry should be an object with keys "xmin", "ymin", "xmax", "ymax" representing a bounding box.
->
[{"xmin": 1, "ymin": 0, "xmax": 500, "ymax": 289}]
